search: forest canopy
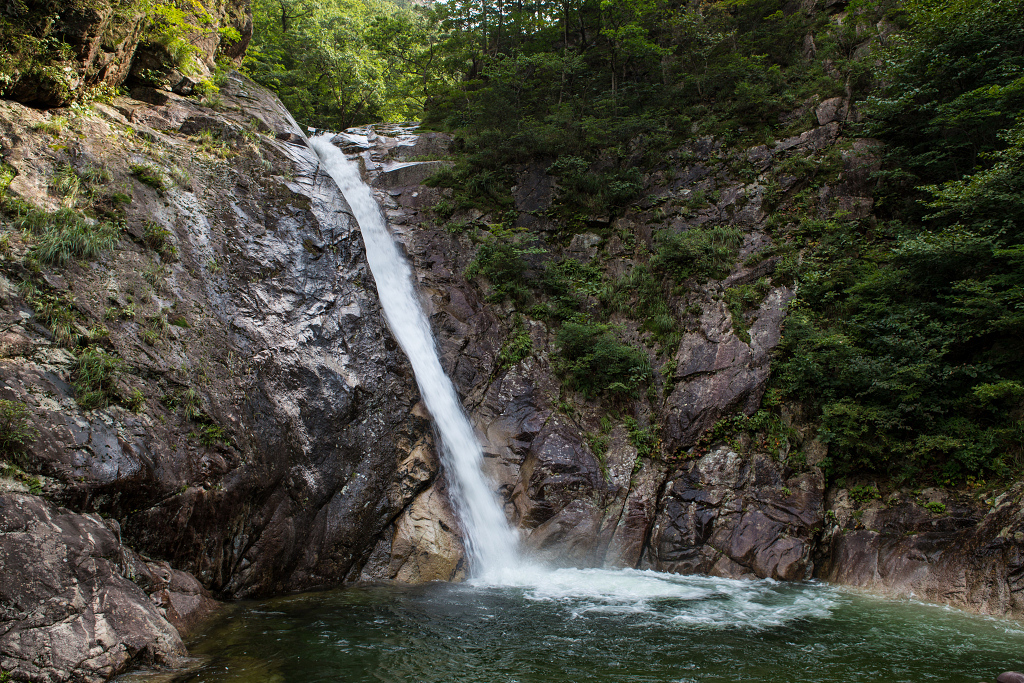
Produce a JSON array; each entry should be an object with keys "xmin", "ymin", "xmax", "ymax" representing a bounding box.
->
[{"xmin": 244, "ymin": 0, "xmax": 1024, "ymax": 484}]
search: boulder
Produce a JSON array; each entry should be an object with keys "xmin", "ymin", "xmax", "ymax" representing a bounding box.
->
[
  {"xmin": 815, "ymin": 97, "xmax": 848, "ymax": 125},
  {"xmin": 0, "ymin": 494, "xmax": 187, "ymax": 683}
]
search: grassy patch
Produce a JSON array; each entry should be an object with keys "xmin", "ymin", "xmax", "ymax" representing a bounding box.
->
[
  {"xmin": 496, "ymin": 316, "xmax": 533, "ymax": 370},
  {"xmin": 11, "ymin": 203, "xmax": 119, "ymax": 266},
  {"xmin": 652, "ymin": 226, "xmax": 744, "ymax": 282},
  {"xmin": 142, "ymin": 221, "xmax": 176, "ymax": 258},
  {"xmin": 724, "ymin": 277, "xmax": 771, "ymax": 344},
  {"xmin": 31, "ymin": 116, "xmax": 69, "ymax": 136},
  {"xmin": 0, "ymin": 399, "xmax": 38, "ymax": 464},
  {"xmin": 555, "ymin": 321, "xmax": 651, "ymax": 399},
  {"xmin": 72, "ymin": 348, "xmax": 123, "ymax": 410},
  {"xmin": 129, "ymin": 163, "xmax": 167, "ymax": 192}
]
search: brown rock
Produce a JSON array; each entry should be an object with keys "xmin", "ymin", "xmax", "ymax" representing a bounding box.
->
[
  {"xmin": 819, "ymin": 482, "xmax": 1024, "ymax": 618},
  {"xmin": 0, "ymin": 331, "xmax": 33, "ymax": 358},
  {"xmin": 0, "ymin": 494, "xmax": 187, "ymax": 682},
  {"xmin": 645, "ymin": 448, "xmax": 822, "ymax": 580},
  {"xmin": 387, "ymin": 485, "xmax": 466, "ymax": 583},
  {"xmin": 815, "ymin": 97, "xmax": 848, "ymax": 125}
]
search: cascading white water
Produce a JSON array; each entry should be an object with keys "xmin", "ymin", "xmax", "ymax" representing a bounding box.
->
[{"xmin": 309, "ymin": 135, "xmax": 522, "ymax": 580}]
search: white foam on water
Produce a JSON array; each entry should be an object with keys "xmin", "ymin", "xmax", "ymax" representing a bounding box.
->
[
  {"xmin": 309, "ymin": 135, "xmax": 522, "ymax": 579},
  {"xmin": 473, "ymin": 566, "xmax": 837, "ymax": 629}
]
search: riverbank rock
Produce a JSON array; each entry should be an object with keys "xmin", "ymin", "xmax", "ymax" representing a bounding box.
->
[
  {"xmin": 644, "ymin": 448, "xmax": 823, "ymax": 580},
  {"xmin": 0, "ymin": 494, "xmax": 187, "ymax": 682},
  {"xmin": 818, "ymin": 484, "xmax": 1024, "ymax": 617}
]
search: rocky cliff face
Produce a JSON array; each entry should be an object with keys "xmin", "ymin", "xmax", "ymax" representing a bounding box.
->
[
  {"xmin": 0, "ymin": 75, "xmax": 454, "ymax": 680},
  {"xmin": 1, "ymin": 62, "xmax": 1021, "ymax": 683},
  {"xmin": 0, "ymin": 0, "xmax": 252, "ymax": 107},
  {"xmin": 338, "ymin": 116, "xmax": 1023, "ymax": 621}
]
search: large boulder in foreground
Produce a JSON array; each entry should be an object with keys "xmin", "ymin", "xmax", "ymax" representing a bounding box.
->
[{"xmin": 0, "ymin": 494, "xmax": 189, "ymax": 682}]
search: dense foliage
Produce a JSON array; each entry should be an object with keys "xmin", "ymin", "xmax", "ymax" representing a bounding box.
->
[
  {"xmin": 241, "ymin": 0, "xmax": 1022, "ymax": 482},
  {"xmin": 775, "ymin": 0, "xmax": 1024, "ymax": 482},
  {"xmin": 243, "ymin": 0, "xmax": 463, "ymax": 128}
]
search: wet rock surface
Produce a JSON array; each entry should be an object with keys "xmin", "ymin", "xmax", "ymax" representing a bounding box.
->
[{"xmin": 0, "ymin": 74, "xmax": 427, "ymax": 599}]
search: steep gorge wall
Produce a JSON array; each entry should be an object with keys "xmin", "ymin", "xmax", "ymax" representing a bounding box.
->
[
  {"xmin": 0, "ymin": 11, "xmax": 1022, "ymax": 682},
  {"xmin": 344, "ymin": 114, "xmax": 1023, "ymax": 620}
]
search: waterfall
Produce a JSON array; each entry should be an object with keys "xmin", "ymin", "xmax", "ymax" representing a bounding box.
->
[{"xmin": 309, "ymin": 135, "xmax": 522, "ymax": 581}]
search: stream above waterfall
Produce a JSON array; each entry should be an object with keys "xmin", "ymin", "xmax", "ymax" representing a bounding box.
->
[{"xmin": 165, "ymin": 569, "xmax": 1023, "ymax": 683}]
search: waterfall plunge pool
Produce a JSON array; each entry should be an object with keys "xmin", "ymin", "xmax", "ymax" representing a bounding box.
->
[
  {"xmin": 161, "ymin": 568, "xmax": 1023, "ymax": 683},
  {"xmin": 166, "ymin": 136, "xmax": 1024, "ymax": 683}
]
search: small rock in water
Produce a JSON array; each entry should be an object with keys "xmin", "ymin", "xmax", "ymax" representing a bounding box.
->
[{"xmin": 997, "ymin": 672, "xmax": 1024, "ymax": 683}]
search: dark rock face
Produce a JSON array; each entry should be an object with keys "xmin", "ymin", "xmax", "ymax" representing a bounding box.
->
[
  {"xmin": 0, "ymin": 74, "xmax": 435, "ymax": 605},
  {"xmin": 644, "ymin": 448, "xmax": 823, "ymax": 580},
  {"xmin": 663, "ymin": 285, "xmax": 793, "ymax": 452},
  {"xmin": 0, "ymin": 494, "xmax": 188, "ymax": 682},
  {"xmin": 353, "ymin": 120, "xmax": 1024, "ymax": 621},
  {"xmin": 818, "ymin": 485, "xmax": 1024, "ymax": 617}
]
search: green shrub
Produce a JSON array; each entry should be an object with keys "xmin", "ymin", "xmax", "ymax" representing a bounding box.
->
[
  {"xmin": 653, "ymin": 226, "xmax": 744, "ymax": 281},
  {"xmin": 162, "ymin": 387, "xmax": 203, "ymax": 421},
  {"xmin": 600, "ymin": 265, "xmax": 680, "ymax": 351},
  {"xmin": 125, "ymin": 388, "xmax": 145, "ymax": 412},
  {"xmin": 50, "ymin": 164, "xmax": 81, "ymax": 205},
  {"xmin": 0, "ymin": 399, "xmax": 38, "ymax": 461},
  {"xmin": 724, "ymin": 277, "xmax": 771, "ymax": 343},
  {"xmin": 27, "ymin": 290, "xmax": 78, "ymax": 348},
  {"xmin": 31, "ymin": 116, "xmax": 69, "ymax": 136},
  {"xmin": 625, "ymin": 417, "xmax": 661, "ymax": 458},
  {"xmin": 546, "ymin": 156, "xmax": 644, "ymax": 216},
  {"xmin": 192, "ymin": 424, "xmax": 230, "ymax": 448},
  {"xmin": 849, "ymin": 483, "xmax": 881, "ymax": 504},
  {"xmin": 464, "ymin": 226, "xmax": 544, "ymax": 306},
  {"xmin": 497, "ymin": 317, "xmax": 533, "ymax": 370},
  {"xmin": 143, "ymin": 221, "xmax": 176, "ymax": 257},
  {"xmin": 72, "ymin": 348, "xmax": 123, "ymax": 410},
  {"xmin": 923, "ymin": 501, "xmax": 947, "ymax": 515},
  {"xmin": 555, "ymin": 321, "xmax": 651, "ymax": 398}
]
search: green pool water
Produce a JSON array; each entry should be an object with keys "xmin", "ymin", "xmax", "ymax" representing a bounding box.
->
[{"xmin": 172, "ymin": 568, "xmax": 1024, "ymax": 683}]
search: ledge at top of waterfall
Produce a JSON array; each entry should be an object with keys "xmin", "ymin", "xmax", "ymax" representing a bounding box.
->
[{"xmin": 308, "ymin": 134, "xmax": 523, "ymax": 582}]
